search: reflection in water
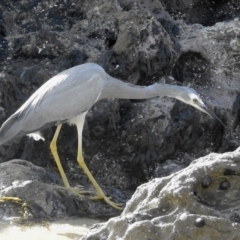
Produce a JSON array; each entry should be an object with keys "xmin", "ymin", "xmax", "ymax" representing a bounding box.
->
[{"xmin": 0, "ymin": 217, "xmax": 102, "ymax": 240}]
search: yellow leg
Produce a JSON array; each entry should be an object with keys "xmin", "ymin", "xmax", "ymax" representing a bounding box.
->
[
  {"xmin": 77, "ymin": 151, "xmax": 122, "ymax": 210},
  {"xmin": 50, "ymin": 124, "xmax": 90, "ymax": 195},
  {"xmin": 0, "ymin": 196, "xmax": 26, "ymax": 205},
  {"xmin": 75, "ymin": 114, "xmax": 123, "ymax": 210},
  {"xmin": 50, "ymin": 124, "xmax": 71, "ymax": 188}
]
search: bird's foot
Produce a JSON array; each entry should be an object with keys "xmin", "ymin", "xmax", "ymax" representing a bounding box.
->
[
  {"xmin": 67, "ymin": 187, "xmax": 123, "ymax": 209},
  {"xmin": 67, "ymin": 187, "xmax": 95, "ymax": 196},
  {"xmin": 90, "ymin": 195, "xmax": 123, "ymax": 210}
]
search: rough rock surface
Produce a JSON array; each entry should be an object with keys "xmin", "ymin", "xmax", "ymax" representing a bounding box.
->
[
  {"xmin": 0, "ymin": 159, "xmax": 127, "ymax": 219},
  {"xmin": 82, "ymin": 148, "xmax": 240, "ymax": 240},
  {"xmin": 162, "ymin": 0, "xmax": 239, "ymax": 26},
  {"xmin": 0, "ymin": 0, "xmax": 239, "ymax": 219}
]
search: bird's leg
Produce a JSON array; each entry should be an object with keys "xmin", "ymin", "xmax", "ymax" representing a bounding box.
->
[
  {"xmin": 76, "ymin": 116, "xmax": 123, "ymax": 210},
  {"xmin": 50, "ymin": 124, "xmax": 71, "ymax": 188},
  {"xmin": 0, "ymin": 196, "xmax": 26, "ymax": 204},
  {"xmin": 50, "ymin": 124, "xmax": 90, "ymax": 195}
]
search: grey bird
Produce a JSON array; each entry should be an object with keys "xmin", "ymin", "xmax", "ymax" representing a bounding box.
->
[{"xmin": 0, "ymin": 63, "xmax": 225, "ymax": 209}]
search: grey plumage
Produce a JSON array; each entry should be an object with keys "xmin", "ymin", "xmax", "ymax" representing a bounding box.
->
[
  {"xmin": 0, "ymin": 62, "xmax": 225, "ymax": 209},
  {"xmin": 0, "ymin": 63, "xmax": 224, "ymax": 145},
  {"xmin": 0, "ymin": 63, "xmax": 224, "ymax": 146},
  {"xmin": 0, "ymin": 64, "xmax": 103, "ymax": 144}
]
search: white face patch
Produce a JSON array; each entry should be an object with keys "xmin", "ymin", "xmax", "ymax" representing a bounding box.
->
[{"xmin": 188, "ymin": 92, "xmax": 204, "ymax": 105}]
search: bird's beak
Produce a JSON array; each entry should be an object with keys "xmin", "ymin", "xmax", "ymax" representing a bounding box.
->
[{"xmin": 196, "ymin": 103, "xmax": 226, "ymax": 128}]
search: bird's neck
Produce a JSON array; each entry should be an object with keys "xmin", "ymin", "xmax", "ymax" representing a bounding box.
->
[{"xmin": 100, "ymin": 75, "xmax": 181, "ymax": 100}]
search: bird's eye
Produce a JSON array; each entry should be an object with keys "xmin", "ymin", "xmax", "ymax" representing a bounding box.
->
[{"xmin": 193, "ymin": 98, "xmax": 198, "ymax": 103}]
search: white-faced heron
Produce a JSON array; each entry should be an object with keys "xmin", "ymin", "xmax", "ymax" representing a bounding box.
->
[{"xmin": 0, "ymin": 63, "xmax": 225, "ymax": 210}]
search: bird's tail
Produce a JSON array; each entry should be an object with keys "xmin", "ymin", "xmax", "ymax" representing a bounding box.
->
[{"xmin": 0, "ymin": 114, "xmax": 22, "ymax": 145}]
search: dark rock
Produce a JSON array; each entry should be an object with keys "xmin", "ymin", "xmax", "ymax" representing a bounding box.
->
[
  {"xmin": 230, "ymin": 213, "xmax": 240, "ymax": 223},
  {"xmin": 194, "ymin": 217, "xmax": 205, "ymax": 227},
  {"xmin": 0, "ymin": 0, "xmax": 239, "ymax": 222},
  {"xmin": 219, "ymin": 180, "xmax": 231, "ymax": 190},
  {"xmin": 0, "ymin": 36, "xmax": 8, "ymax": 61},
  {"xmin": 0, "ymin": 159, "xmax": 128, "ymax": 220},
  {"xmin": 201, "ymin": 175, "xmax": 212, "ymax": 189},
  {"xmin": 161, "ymin": 0, "xmax": 240, "ymax": 26}
]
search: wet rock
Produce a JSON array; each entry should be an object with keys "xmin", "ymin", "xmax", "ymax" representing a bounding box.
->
[
  {"xmin": 161, "ymin": 0, "xmax": 240, "ymax": 26},
  {"xmin": 82, "ymin": 147, "xmax": 240, "ymax": 240},
  {"xmin": 175, "ymin": 19, "xmax": 240, "ymax": 151},
  {"xmin": 194, "ymin": 217, "xmax": 205, "ymax": 227},
  {"xmin": 219, "ymin": 179, "xmax": 231, "ymax": 190},
  {"xmin": 0, "ymin": 217, "xmax": 101, "ymax": 240},
  {"xmin": 0, "ymin": 159, "xmax": 128, "ymax": 220},
  {"xmin": 0, "ymin": 0, "xmax": 239, "ymax": 219},
  {"xmin": 0, "ymin": 0, "xmax": 181, "ymax": 194},
  {"xmin": 201, "ymin": 175, "xmax": 212, "ymax": 189}
]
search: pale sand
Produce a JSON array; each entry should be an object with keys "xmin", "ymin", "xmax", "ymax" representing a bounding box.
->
[{"xmin": 0, "ymin": 217, "xmax": 102, "ymax": 240}]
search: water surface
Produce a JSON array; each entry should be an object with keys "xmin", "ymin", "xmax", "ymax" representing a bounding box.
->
[{"xmin": 0, "ymin": 217, "xmax": 102, "ymax": 240}]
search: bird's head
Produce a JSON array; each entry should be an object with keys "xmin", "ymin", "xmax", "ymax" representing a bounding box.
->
[{"xmin": 176, "ymin": 86, "xmax": 225, "ymax": 127}]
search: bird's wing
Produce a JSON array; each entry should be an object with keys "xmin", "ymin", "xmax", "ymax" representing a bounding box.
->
[
  {"xmin": 17, "ymin": 65, "xmax": 106, "ymax": 133},
  {"xmin": 0, "ymin": 63, "xmax": 106, "ymax": 144}
]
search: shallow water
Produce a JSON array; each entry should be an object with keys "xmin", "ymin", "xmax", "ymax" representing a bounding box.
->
[{"xmin": 0, "ymin": 217, "xmax": 102, "ymax": 240}]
